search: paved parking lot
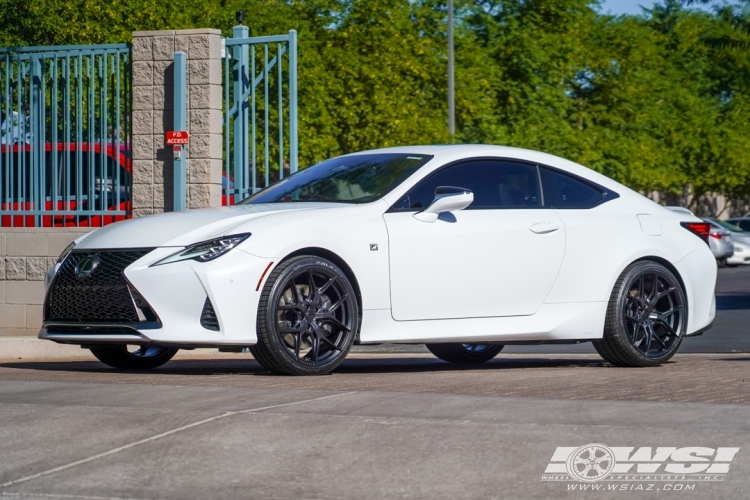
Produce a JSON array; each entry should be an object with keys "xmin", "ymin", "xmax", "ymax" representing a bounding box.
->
[
  {"xmin": 1, "ymin": 267, "xmax": 749, "ymax": 499},
  {"xmin": 1, "ymin": 352, "xmax": 749, "ymax": 404}
]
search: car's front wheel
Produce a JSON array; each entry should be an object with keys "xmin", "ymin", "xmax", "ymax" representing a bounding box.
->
[
  {"xmin": 425, "ymin": 343, "xmax": 504, "ymax": 364},
  {"xmin": 250, "ymin": 256, "xmax": 359, "ymax": 375},
  {"xmin": 89, "ymin": 345, "xmax": 178, "ymax": 370},
  {"xmin": 593, "ymin": 261, "xmax": 686, "ymax": 367}
]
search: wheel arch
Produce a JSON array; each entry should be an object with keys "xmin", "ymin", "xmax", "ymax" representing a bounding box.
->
[
  {"xmin": 280, "ymin": 247, "xmax": 364, "ymax": 337},
  {"xmin": 631, "ymin": 256, "xmax": 688, "ymax": 302}
]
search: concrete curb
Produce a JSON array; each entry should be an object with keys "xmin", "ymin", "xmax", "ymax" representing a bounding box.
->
[
  {"xmin": 0, "ymin": 337, "xmax": 221, "ymax": 360},
  {"xmin": 0, "ymin": 337, "xmax": 433, "ymax": 360}
]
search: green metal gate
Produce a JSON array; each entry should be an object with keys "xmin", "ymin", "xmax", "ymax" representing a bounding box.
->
[
  {"xmin": 222, "ymin": 28, "xmax": 297, "ymax": 204},
  {"xmin": 0, "ymin": 43, "xmax": 131, "ymax": 227}
]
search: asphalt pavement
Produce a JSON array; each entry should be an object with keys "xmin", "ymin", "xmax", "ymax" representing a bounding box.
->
[{"xmin": 0, "ymin": 266, "xmax": 749, "ymax": 499}]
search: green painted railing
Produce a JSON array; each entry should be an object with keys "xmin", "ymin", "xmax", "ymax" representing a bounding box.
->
[
  {"xmin": 0, "ymin": 43, "xmax": 131, "ymax": 227},
  {"xmin": 222, "ymin": 28, "xmax": 298, "ymax": 204}
]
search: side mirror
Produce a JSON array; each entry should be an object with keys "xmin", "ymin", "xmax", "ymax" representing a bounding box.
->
[{"xmin": 413, "ymin": 186, "xmax": 474, "ymax": 223}]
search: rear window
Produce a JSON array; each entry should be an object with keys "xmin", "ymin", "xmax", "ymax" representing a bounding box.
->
[
  {"xmin": 729, "ymin": 220, "xmax": 750, "ymax": 231},
  {"xmin": 539, "ymin": 167, "xmax": 606, "ymax": 209}
]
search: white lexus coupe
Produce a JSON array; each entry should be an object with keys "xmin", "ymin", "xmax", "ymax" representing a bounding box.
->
[{"xmin": 40, "ymin": 145, "xmax": 716, "ymax": 375}]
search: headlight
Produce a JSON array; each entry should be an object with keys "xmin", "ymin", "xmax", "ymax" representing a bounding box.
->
[
  {"xmin": 57, "ymin": 242, "xmax": 76, "ymax": 264},
  {"xmin": 153, "ymin": 233, "xmax": 250, "ymax": 266}
]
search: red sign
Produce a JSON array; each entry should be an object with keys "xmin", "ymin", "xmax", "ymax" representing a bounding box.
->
[{"xmin": 166, "ymin": 131, "xmax": 189, "ymax": 145}]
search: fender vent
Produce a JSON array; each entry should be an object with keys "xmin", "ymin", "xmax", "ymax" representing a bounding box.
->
[{"xmin": 200, "ymin": 298, "xmax": 220, "ymax": 331}]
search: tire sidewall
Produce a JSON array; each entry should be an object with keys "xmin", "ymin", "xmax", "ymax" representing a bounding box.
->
[
  {"xmin": 259, "ymin": 256, "xmax": 358, "ymax": 375},
  {"xmin": 90, "ymin": 345, "xmax": 178, "ymax": 369},
  {"xmin": 461, "ymin": 344, "xmax": 504, "ymax": 362},
  {"xmin": 613, "ymin": 262, "xmax": 686, "ymax": 365}
]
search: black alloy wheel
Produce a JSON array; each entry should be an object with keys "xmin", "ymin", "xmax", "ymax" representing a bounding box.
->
[
  {"xmin": 425, "ymin": 342, "xmax": 504, "ymax": 364},
  {"xmin": 593, "ymin": 261, "xmax": 686, "ymax": 367},
  {"xmin": 89, "ymin": 344, "xmax": 178, "ymax": 369},
  {"xmin": 250, "ymin": 256, "xmax": 359, "ymax": 375}
]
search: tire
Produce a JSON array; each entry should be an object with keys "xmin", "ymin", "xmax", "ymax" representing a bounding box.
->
[
  {"xmin": 717, "ymin": 258, "xmax": 727, "ymax": 268},
  {"xmin": 89, "ymin": 345, "xmax": 178, "ymax": 370},
  {"xmin": 425, "ymin": 343, "xmax": 504, "ymax": 364},
  {"xmin": 593, "ymin": 261, "xmax": 686, "ymax": 367},
  {"xmin": 250, "ymin": 256, "xmax": 359, "ymax": 375}
]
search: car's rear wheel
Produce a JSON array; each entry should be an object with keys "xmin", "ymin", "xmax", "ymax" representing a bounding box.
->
[
  {"xmin": 425, "ymin": 343, "xmax": 504, "ymax": 364},
  {"xmin": 250, "ymin": 256, "xmax": 359, "ymax": 375},
  {"xmin": 593, "ymin": 261, "xmax": 686, "ymax": 367},
  {"xmin": 89, "ymin": 345, "xmax": 178, "ymax": 370}
]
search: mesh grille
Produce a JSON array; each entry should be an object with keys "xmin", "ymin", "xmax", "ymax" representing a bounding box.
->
[
  {"xmin": 200, "ymin": 297, "xmax": 220, "ymax": 331},
  {"xmin": 47, "ymin": 250, "xmax": 153, "ymax": 323}
]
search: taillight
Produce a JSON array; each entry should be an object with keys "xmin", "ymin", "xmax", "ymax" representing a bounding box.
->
[
  {"xmin": 681, "ymin": 222, "xmax": 711, "ymax": 244},
  {"xmin": 709, "ymin": 232, "xmax": 722, "ymax": 239}
]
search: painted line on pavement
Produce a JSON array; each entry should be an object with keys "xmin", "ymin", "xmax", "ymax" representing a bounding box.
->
[{"xmin": 0, "ymin": 391, "xmax": 357, "ymax": 489}]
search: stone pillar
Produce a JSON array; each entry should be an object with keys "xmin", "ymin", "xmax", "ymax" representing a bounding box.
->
[
  {"xmin": 131, "ymin": 29, "xmax": 223, "ymax": 216},
  {"xmin": 1, "ymin": 228, "xmax": 90, "ymax": 337}
]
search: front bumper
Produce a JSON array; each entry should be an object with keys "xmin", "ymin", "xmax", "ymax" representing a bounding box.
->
[{"xmin": 40, "ymin": 247, "xmax": 272, "ymax": 347}]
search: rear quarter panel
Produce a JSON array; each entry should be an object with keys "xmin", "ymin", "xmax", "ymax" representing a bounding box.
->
[{"xmin": 545, "ymin": 199, "xmax": 700, "ymax": 305}]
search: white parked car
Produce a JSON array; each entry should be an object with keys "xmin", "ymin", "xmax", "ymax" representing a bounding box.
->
[
  {"xmin": 705, "ymin": 218, "xmax": 750, "ymax": 266},
  {"xmin": 728, "ymin": 240, "xmax": 750, "ymax": 266},
  {"xmin": 41, "ymin": 145, "xmax": 717, "ymax": 375}
]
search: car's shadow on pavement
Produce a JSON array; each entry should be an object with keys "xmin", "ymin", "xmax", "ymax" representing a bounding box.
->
[
  {"xmin": 0, "ymin": 356, "xmax": 625, "ymax": 376},
  {"xmin": 335, "ymin": 356, "xmax": 610, "ymax": 373}
]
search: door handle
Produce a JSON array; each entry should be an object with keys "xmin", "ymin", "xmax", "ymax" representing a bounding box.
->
[{"xmin": 529, "ymin": 222, "xmax": 560, "ymax": 234}]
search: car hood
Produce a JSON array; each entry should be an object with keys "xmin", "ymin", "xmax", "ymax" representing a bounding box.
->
[{"xmin": 76, "ymin": 203, "xmax": 346, "ymax": 249}]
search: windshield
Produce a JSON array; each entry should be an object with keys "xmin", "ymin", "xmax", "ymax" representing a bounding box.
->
[
  {"xmin": 240, "ymin": 154, "xmax": 432, "ymax": 204},
  {"xmin": 711, "ymin": 219, "xmax": 745, "ymax": 232}
]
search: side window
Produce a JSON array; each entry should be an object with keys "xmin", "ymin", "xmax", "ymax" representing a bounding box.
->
[
  {"xmin": 539, "ymin": 167, "xmax": 605, "ymax": 209},
  {"xmin": 393, "ymin": 160, "xmax": 541, "ymax": 210}
]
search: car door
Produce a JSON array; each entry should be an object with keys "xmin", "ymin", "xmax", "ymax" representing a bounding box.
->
[{"xmin": 383, "ymin": 159, "xmax": 565, "ymax": 321}]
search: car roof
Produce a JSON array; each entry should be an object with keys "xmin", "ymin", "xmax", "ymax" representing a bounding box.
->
[
  {"xmin": 348, "ymin": 144, "xmax": 558, "ymax": 158},
  {"xmin": 344, "ymin": 144, "xmax": 628, "ymax": 193}
]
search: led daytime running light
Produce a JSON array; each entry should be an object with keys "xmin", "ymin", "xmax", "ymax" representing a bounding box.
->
[{"xmin": 153, "ymin": 233, "xmax": 251, "ymax": 266}]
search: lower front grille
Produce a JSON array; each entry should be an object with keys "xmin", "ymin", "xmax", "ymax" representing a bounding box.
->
[
  {"xmin": 46, "ymin": 325, "xmax": 144, "ymax": 336},
  {"xmin": 46, "ymin": 250, "xmax": 154, "ymax": 323},
  {"xmin": 200, "ymin": 298, "xmax": 220, "ymax": 331}
]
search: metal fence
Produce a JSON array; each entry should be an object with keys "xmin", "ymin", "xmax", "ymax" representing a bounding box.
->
[
  {"xmin": 222, "ymin": 28, "xmax": 298, "ymax": 205},
  {"xmin": 0, "ymin": 43, "xmax": 131, "ymax": 227}
]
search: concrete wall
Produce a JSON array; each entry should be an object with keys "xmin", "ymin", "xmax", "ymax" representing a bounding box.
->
[
  {"xmin": 130, "ymin": 28, "xmax": 224, "ymax": 216},
  {"xmin": 0, "ymin": 229, "xmax": 89, "ymax": 338}
]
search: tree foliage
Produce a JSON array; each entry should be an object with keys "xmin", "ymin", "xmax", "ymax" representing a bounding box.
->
[{"xmin": 1, "ymin": 0, "xmax": 748, "ymax": 212}]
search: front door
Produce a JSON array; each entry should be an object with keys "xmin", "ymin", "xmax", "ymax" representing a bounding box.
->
[{"xmin": 384, "ymin": 159, "xmax": 565, "ymax": 321}]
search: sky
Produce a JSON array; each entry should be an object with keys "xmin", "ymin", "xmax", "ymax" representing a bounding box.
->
[{"xmin": 599, "ymin": 0, "xmax": 714, "ymax": 16}]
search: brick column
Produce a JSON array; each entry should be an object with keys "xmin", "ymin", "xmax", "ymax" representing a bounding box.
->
[
  {"xmin": 1, "ymin": 228, "xmax": 90, "ymax": 337},
  {"xmin": 131, "ymin": 29, "xmax": 223, "ymax": 216}
]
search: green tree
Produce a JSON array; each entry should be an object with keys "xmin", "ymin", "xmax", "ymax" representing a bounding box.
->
[{"xmin": 0, "ymin": 0, "xmax": 748, "ymax": 211}]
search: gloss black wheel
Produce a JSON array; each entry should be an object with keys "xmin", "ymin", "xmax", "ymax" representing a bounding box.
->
[
  {"xmin": 425, "ymin": 342, "xmax": 504, "ymax": 364},
  {"xmin": 250, "ymin": 256, "xmax": 358, "ymax": 375},
  {"xmin": 593, "ymin": 261, "xmax": 686, "ymax": 367},
  {"xmin": 89, "ymin": 344, "xmax": 178, "ymax": 369}
]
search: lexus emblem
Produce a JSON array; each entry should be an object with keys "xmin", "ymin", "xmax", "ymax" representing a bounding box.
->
[{"xmin": 75, "ymin": 255, "xmax": 100, "ymax": 278}]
